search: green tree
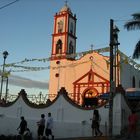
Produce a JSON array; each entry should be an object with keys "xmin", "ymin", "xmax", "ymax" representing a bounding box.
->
[{"xmin": 124, "ymin": 13, "xmax": 140, "ymax": 59}]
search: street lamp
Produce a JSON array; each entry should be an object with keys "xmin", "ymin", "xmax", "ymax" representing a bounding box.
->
[{"xmin": 0, "ymin": 51, "xmax": 9, "ymax": 101}]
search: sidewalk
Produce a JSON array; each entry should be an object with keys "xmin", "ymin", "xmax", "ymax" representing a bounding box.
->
[
  {"xmin": 55, "ymin": 134, "xmax": 140, "ymax": 140},
  {"xmin": 112, "ymin": 134, "xmax": 140, "ymax": 140},
  {"xmin": 56, "ymin": 136, "xmax": 108, "ymax": 140}
]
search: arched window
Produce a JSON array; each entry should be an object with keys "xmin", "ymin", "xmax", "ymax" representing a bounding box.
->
[
  {"xmin": 56, "ymin": 39, "xmax": 62, "ymax": 54},
  {"xmin": 69, "ymin": 41, "xmax": 74, "ymax": 54},
  {"xmin": 132, "ymin": 76, "xmax": 135, "ymax": 88},
  {"xmin": 58, "ymin": 21, "xmax": 63, "ymax": 33}
]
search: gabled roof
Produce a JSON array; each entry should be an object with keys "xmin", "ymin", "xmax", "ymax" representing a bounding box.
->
[{"xmin": 73, "ymin": 69, "xmax": 109, "ymax": 85}]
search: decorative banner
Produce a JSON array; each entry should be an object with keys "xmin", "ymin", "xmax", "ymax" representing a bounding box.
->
[
  {"xmin": 104, "ymin": 59, "xmax": 110, "ymax": 70},
  {"xmin": 119, "ymin": 51, "xmax": 140, "ymax": 70},
  {"xmin": 0, "ymin": 47, "xmax": 139, "ymax": 72},
  {"xmin": 8, "ymin": 60, "xmax": 90, "ymax": 72},
  {"xmin": 123, "ymin": 57, "xmax": 129, "ymax": 64},
  {"xmin": 0, "ymin": 71, "xmax": 10, "ymax": 77},
  {"xmin": 1, "ymin": 47, "xmax": 110, "ymax": 68}
]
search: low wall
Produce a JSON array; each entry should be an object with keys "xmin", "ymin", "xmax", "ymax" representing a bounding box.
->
[{"xmin": 0, "ymin": 88, "xmax": 131, "ymax": 138}]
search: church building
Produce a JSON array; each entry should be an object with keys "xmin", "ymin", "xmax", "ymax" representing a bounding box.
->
[{"xmin": 49, "ymin": 3, "xmax": 140, "ymax": 106}]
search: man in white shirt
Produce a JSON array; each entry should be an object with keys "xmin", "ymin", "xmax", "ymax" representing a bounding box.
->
[{"xmin": 45, "ymin": 112, "xmax": 54, "ymax": 140}]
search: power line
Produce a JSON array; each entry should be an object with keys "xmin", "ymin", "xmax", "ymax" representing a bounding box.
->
[{"xmin": 0, "ymin": 0, "xmax": 19, "ymax": 10}]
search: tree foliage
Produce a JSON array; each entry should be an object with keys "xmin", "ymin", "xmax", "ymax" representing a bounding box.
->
[{"xmin": 124, "ymin": 13, "xmax": 140, "ymax": 59}]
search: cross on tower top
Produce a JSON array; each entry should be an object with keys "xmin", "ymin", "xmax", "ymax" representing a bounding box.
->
[
  {"xmin": 65, "ymin": 0, "xmax": 68, "ymax": 6},
  {"xmin": 91, "ymin": 44, "xmax": 94, "ymax": 51}
]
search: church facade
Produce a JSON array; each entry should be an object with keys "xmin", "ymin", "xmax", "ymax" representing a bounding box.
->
[{"xmin": 49, "ymin": 4, "xmax": 140, "ymax": 105}]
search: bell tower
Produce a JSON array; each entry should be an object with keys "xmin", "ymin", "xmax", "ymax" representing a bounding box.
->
[
  {"xmin": 51, "ymin": 3, "xmax": 77, "ymax": 60},
  {"xmin": 49, "ymin": 4, "xmax": 77, "ymax": 99}
]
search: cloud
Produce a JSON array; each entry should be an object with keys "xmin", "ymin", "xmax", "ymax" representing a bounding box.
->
[{"xmin": 6, "ymin": 75, "xmax": 49, "ymax": 89}]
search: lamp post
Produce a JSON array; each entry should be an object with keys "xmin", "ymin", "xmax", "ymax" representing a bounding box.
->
[{"xmin": 0, "ymin": 51, "xmax": 9, "ymax": 100}]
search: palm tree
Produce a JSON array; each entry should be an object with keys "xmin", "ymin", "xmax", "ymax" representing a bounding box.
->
[{"xmin": 124, "ymin": 13, "xmax": 140, "ymax": 59}]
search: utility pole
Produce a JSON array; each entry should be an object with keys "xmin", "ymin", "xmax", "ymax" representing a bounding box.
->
[
  {"xmin": 109, "ymin": 19, "xmax": 114, "ymax": 138},
  {"xmin": 109, "ymin": 19, "xmax": 120, "ymax": 137}
]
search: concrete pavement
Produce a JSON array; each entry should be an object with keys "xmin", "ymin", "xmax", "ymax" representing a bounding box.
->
[
  {"xmin": 56, "ymin": 136, "xmax": 108, "ymax": 140},
  {"xmin": 55, "ymin": 134, "xmax": 140, "ymax": 140}
]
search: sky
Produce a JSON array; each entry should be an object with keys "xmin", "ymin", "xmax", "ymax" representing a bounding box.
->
[{"xmin": 0, "ymin": 0, "xmax": 140, "ymax": 96}]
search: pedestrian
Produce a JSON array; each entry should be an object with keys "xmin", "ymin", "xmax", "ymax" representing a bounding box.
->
[
  {"xmin": 45, "ymin": 112, "xmax": 54, "ymax": 140},
  {"xmin": 37, "ymin": 114, "xmax": 46, "ymax": 140},
  {"xmin": 127, "ymin": 110, "xmax": 138, "ymax": 138},
  {"xmin": 23, "ymin": 128, "xmax": 32, "ymax": 140},
  {"xmin": 17, "ymin": 116, "xmax": 27, "ymax": 136},
  {"xmin": 91, "ymin": 110, "xmax": 102, "ymax": 137}
]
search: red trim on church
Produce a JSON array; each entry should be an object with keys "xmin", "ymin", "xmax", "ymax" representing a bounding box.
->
[
  {"xmin": 73, "ymin": 69, "xmax": 110, "ymax": 104},
  {"xmin": 51, "ymin": 7, "xmax": 77, "ymax": 60}
]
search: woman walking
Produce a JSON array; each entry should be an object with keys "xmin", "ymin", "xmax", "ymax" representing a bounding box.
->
[{"xmin": 91, "ymin": 110, "xmax": 102, "ymax": 137}]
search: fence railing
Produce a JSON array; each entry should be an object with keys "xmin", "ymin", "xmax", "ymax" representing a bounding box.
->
[{"xmin": 0, "ymin": 92, "xmax": 109, "ymax": 106}]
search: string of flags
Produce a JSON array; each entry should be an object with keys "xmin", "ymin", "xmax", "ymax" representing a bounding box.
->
[{"xmin": 0, "ymin": 47, "xmax": 139, "ymax": 75}]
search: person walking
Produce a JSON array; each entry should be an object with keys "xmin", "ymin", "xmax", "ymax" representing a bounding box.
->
[
  {"xmin": 37, "ymin": 114, "xmax": 46, "ymax": 140},
  {"xmin": 23, "ymin": 127, "xmax": 32, "ymax": 140},
  {"xmin": 45, "ymin": 112, "xmax": 54, "ymax": 140},
  {"xmin": 91, "ymin": 110, "xmax": 102, "ymax": 137},
  {"xmin": 17, "ymin": 116, "xmax": 27, "ymax": 136},
  {"xmin": 127, "ymin": 110, "xmax": 138, "ymax": 138}
]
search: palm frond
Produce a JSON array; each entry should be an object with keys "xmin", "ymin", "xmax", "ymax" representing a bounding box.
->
[
  {"xmin": 124, "ymin": 12, "xmax": 140, "ymax": 30},
  {"xmin": 124, "ymin": 20, "xmax": 140, "ymax": 30},
  {"xmin": 125, "ymin": 12, "xmax": 140, "ymax": 59},
  {"xmin": 132, "ymin": 13, "xmax": 140, "ymax": 20},
  {"xmin": 132, "ymin": 40, "xmax": 140, "ymax": 59}
]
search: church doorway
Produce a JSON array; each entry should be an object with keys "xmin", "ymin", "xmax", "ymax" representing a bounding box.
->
[{"xmin": 82, "ymin": 88, "xmax": 99, "ymax": 107}]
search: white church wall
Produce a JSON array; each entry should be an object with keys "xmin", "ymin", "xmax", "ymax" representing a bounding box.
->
[
  {"xmin": 134, "ymin": 68, "xmax": 140, "ymax": 87},
  {"xmin": 113, "ymin": 93, "xmax": 131, "ymax": 135},
  {"xmin": 120, "ymin": 62, "xmax": 140, "ymax": 89},
  {"xmin": 120, "ymin": 63, "xmax": 132, "ymax": 88}
]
